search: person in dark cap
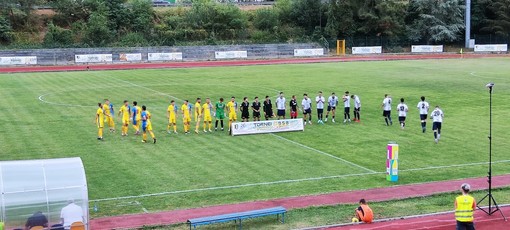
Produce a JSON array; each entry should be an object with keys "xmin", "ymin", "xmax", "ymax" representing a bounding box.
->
[{"xmin": 24, "ymin": 211, "xmax": 48, "ymax": 230}]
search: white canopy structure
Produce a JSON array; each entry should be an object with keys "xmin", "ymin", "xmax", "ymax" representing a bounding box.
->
[{"xmin": 0, "ymin": 158, "xmax": 88, "ymax": 230}]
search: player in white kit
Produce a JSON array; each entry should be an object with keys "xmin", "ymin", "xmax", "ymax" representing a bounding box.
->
[
  {"xmin": 316, "ymin": 91, "xmax": 325, "ymax": 124},
  {"xmin": 343, "ymin": 91, "xmax": 351, "ymax": 123},
  {"xmin": 302, "ymin": 93, "xmax": 312, "ymax": 125},
  {"xmin": 276, "ymin": 92, "xmax": 286, "ymax": 120},
  {"xmin": 397, "ymin": 98, "xmax": 409, "ymax": 130},
  {"xmin": 351, "ymin": 94, "xmax": 361, "ymax": 122},
  {"xmin": 430, "ymin": 106, "xmax": 444, "ymax": 144},
  {"xmin": 382, "ymin": 94, "xmax": 393, "ymax": 126},
  {"xmin": 325, "ymin": 92, "xmax": 338, "ymax": 123},
  {"xmin": 417, "ymin": 96, "xmax": 430, "ymax": 133}
]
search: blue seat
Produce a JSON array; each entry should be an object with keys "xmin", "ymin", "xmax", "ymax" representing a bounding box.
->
[{"xmin": 187, "ymin": 206, "xmax": 286, "ymax": 229}]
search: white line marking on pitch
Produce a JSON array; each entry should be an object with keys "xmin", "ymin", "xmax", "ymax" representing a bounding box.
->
[
  {"xmin": 271, "ymin": 133, "xmax": 376, "ymax": 173},
  {"xmin": 89, "ymin": 159, "xmax": 510, "ymax": 202}
]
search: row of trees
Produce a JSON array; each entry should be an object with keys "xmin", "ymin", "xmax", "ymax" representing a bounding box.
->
[{"xmin": 0, "ymin": 0, "xmax": 509, "ymax": 48}]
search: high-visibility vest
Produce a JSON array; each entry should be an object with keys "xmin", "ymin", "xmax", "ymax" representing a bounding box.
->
[{"xmin": 455, "ymin": 195, "xmax": 475, "ymax": 222}]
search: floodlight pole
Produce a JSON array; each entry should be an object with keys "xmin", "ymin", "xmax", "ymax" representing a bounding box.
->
[
  {"xmin": 477, "ymin": 83, "xmax": 507, "ymax": 221},
  {"xmin": 465, "ymin": 0, "xmax": 471, "ymax": 48}
]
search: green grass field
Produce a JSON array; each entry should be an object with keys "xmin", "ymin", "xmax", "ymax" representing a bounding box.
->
[{"xmin": 1, "ymin": 58, "xmax": 509, "ymax": 219}]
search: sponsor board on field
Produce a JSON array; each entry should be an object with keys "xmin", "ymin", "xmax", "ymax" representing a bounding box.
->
[
  {"xmin": 0, "ymin": 56, "xmax": 37, "ymax": 65},
  {"xmin": 231, "ymin": 119, "xmax": 304, "ymax": 136},
  {"xmin": 351, "ymin": 46, "xmax": 382, "ymax": 54},
  {"xmin": 474, "ymin": 44, "xmax": 508, "ymax": 52},
  {"xmin": 148, "ymin": 52, "xmax": 183, "ymax": 61},
  {"xmin": 119, "ymin": 53, "xmax": 142, "ymax": 62},
  {"xmin": 75, "ymin": 54, "xmax": 113, "ymax": 63},
  {"xmin": 411, "ymin": 45, "xmax": 444, "ymax": 53},
  {"xmin": 215, "ymin": 51, "xmax": 248, "ymax": 59},
  {"xmin": 294, "ymin": 48, "xmax": 324, "ymax": 57}
]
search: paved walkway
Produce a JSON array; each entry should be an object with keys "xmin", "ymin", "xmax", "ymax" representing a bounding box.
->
[{"xmin": 90, "ymin": 174, "xmax": 510, "ymax": 229}]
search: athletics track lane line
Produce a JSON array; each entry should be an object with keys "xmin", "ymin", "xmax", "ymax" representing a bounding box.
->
[{"xmin": 89, "ymin": 173, "xmax": 510, "ymax": 229}]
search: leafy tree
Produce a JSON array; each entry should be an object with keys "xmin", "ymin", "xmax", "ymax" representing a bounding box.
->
[
  {"xmin": 290, "ymin": 0, "xmax": 323, "ymax": 33},
  {"xmin": 0, "ymin": 15, "xmax": 13, "ymax": 44},
  {"xmin": 406, "ymin": 0, "xmax": 465, "ymax": 44},
  {"xmin": 253, "ymin": 8, "xmax": 278, "ymax": 31},
  {"xmin": 480, "ymin": 0, "xmax": 510, "ymax": 37},
  {"xmin": 325, "ymin": 0, "xmax": 355, "ymax": 39},
  {"xmin": 129, "ymin": 0, "xmax": 154, "ymax": 37},
  {"xmin": 49, "ymin": 0, "xmax": 90, "ymax": 27},
  {"xmin": 43, "ymin": 22, "xmax": 73, "ymax": 47},
  {"xmin": 84, "ymin": 11, "xmax": 112, "ymax": 46}
]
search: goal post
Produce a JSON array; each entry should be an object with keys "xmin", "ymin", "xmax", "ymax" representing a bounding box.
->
[{"xmin": 337, "ymin": 40, "xmax": 346, "ymax": 55}]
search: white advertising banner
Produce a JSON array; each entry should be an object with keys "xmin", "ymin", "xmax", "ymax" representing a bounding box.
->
[
  {"xmin": 231, "ymin": 119, "xmax": 304, "ymax": 136},
  {"xmin": 148, "ymin": 52, "xmax": 183, "ymax": 61},
  {"xmin": 474, "ymin": 44, "xmax": 508, "ymax": 52},
  {"xmin": 75, "ymin": 54, "xmax": 113, "ymax": 63},
  {"xmin": 294, "ymin": 48, "xmax": 324, "ymax": 57},
  {"xmin": 0, "ymin": 56, "xmax": 37, "ymax": 65},
  {"xmin": 411, "ymin": 45, "xmax": 444, "ymax": 53},
  {"xmin": 351, "ymin": 46, "xmax": 382, "ymax": 54},
  {"xmin": 119, "ymin": 53, "xmax": 142, "ymax": 62},
  {"xmin": 215, "ymin": 51, "xmax": 248, "ymax": 59}
]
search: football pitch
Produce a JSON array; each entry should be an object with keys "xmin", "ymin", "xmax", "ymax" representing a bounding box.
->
[{"xmin": 1, "ymin": 57, "xmax": 509, "ymax": 217}]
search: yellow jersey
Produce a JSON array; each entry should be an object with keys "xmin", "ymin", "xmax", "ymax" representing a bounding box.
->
[
  {"xmin": 103, "ymin": 104, "xmax": 111, "ymax": 116},
  {"xmin": 202, "ymin": 103, "xmax": 212, "ymax": 116},
  {"xmin": 182, "ymin": 104, "xmax": 191, "ymax": 117},
  {"xmin": 146, "ymin": 110, "xmax": 152, "ymax": 125},
  {"xmin": 195, "ymin": 102, "xmax": 202, "ymax": 115},
  {"xmin": 227, "ymin": 101, "xmax": 237, "ymax": 114},
  {"xmin": 120, "ymin": 105, "xmax": 130, "ymax": 120},
  {"xmin": 168, "ymin": 104, "xmax": 177, "ymax": 116},
  {"xmin": 135, "ymin": 106, "xmax": 142, "ymax": 120},
  {"xmin": 96, "ymin": 108, "xmax": 104, "ymax": 126}
]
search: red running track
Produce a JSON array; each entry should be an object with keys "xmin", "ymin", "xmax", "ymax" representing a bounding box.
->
[
  {"xmin": 328, "ymin": 206, "xmax": 510, "ymax": 230},
  {"xmin": 89, "ymin": 174, "xmax": 510, "ymax": 229},
  {"xmin": 0, "ymin": 53, "xmax": 509, "ymax": 73}
]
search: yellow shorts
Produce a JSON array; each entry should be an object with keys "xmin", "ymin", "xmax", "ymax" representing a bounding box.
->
[
  {"xmin": 105, "ymin": 116, "xmax": 115, "ymax": 127},
  {"xmin": 194, "ymin": 114, "xmax": 202, "ymax": 122},
  {"xmin": 122, "ymin": 118, "xmax": 130, "ymax": 125},
  {"xmin": 146, "ymin": 123, "xmax": 153, "ymax": 131},
  {"xmin": 169, "ymin": 115, "xmax": 176, "ymax": 124},
  {"xmin": 183, "ymin": 116, "xmax": 191, "ymax": 123},
  {"xmin": 204, "ymin": 114, "xmax": 212, "ymax": 122},
  {"xmin": 97, "ymin": 121, "xmax": 104, "ymax": 128},
  {"xmin": 229, "ymin": 113, "xmax": 237, "ymax": 121}
]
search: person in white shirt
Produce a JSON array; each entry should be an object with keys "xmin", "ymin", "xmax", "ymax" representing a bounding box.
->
[
  {"xmin": 397, "ymin": 98, "xmax": 409, "ymax": 129},
  {"xmin": 417, "ymin": 96, "xmax": 430, "ymax": 133},
  {"xmin": 351, "ymin": 94, "xmax": 361, "ymax": 122},
  {"xmin": 430, "ymin": 105, "xmax": 444, "ymax": 144},
  {"xmin": 343, "ymin": 91, "xmax": 351, "ymax": 123},
  {"xmin": 381, "ymin": 94, "xmax": 393, "ymax": 126},
  {"xmin": 325, "ymin": 92, "xmax": 338, "ymax": 123},
  {"xmin": 275, "ymin": 92, "xmax": 286, "ymax": 120},
  {"xmin": 302, "ymin": 93, "xmax": 312, "ymax": 125},
  {"xmin": 316, "ymin": 91, "xmax": 325, "ymax": 124},
  {"xmin": 61, "ymin": 199, "xmax": 84, "ymax": 230}
]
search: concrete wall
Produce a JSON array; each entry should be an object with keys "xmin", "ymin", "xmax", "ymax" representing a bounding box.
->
[{"xmin": 0, "ymin": 43, "xmax": 324, "ymax": 66}]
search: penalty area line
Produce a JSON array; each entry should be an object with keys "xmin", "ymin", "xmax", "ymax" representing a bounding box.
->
[{"xmin": 271, "ymin": 133, "xmax": 377, "ymax": 173}]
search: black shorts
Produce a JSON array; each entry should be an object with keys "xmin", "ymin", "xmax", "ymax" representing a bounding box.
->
[
  {"xmin": 317, "ymin": 108, "xmax": 324, "ymax": 114},
  {"xmin": 327, "ymin": 106, "xmax": 336, "ymax": 112},
  {"xmin": 355, "ymin": 107, "xmax": 360, "ymax": 112},
  {"xmin": 399, "ymin": 116, "xmax": 406, "ymax": 122},
  {"xmin": 383, "ymin": 110, "xmax": 391, "ymax": 117},
  {"xmin": 432, "ymin": 122, "xmax": 442, "ymax": 130},
  {"xmin": 420, "ymin": 114, "xmax": 428, "ymax": 120},
  {"xmin": 265, "ymin": 110, "xmax": 273, "ymax": 118},
  {"xmin": 242, "ymin": 112, "xmax": 250, "ymax": 119},
  {"xmin": 344, "ymin": 107, "xmax": 350, "ymax": 113},
  {"xmin": 277, "ymin": 109, "xmax": 285, "ymax": 116},
  {"xmin": 253, "ymin": 111, "xmax": 261, "ymax": 118},
  {"xmin": 304, "ymin": 108, "xmax": 312, "ymax": 114}
]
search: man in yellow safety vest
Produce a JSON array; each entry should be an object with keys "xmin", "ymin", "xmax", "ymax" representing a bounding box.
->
[{"xmin": 455, "ymin": 183, "xmax": 476, "ymax": 230}]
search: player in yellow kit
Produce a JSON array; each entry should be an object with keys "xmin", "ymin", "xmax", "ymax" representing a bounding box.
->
[
  {"xmin": 202, "ymin": 98, "xmax": 213, "ymax": 132},
  {"xmin": 141, "ymin": 105, "xmax": 156, "ymax": 144},
  {"xmin": 167, "ymin": 100, "xmax": 178, "ymax": 134},
  {"xmin": 103, "ymin": 99, "xmax": 115, "ymax": 133},
  {"xmin": 194, "ymin": 98, "xmax": 202, "ymax": 134},
  {"xmin": 118, "ymin": 100, "xmax": 130, "ymax": 136},
  {"xmin": 95, "ymin": 103, "xmax": 105, "ymax": 140},
  {"xmin": 226, "ymin": 96, "xmax": 238, "ymax": 132},
  {"xmin": 131, "ymin": 101, "xmax": 142, "ymax": 135},
  {"xmin": 181, "ymin": 100, "xmax": 192, "ymax": 134}
]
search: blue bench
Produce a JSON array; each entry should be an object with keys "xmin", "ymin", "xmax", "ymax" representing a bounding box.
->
[{"xmin": 187, "ymin": 206, "xmax": 287, "ymax": 229}]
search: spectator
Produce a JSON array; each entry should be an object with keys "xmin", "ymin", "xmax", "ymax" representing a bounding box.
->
[
  {"xmin": 61, "ymin": 200, "xmax": 84, "ymax": 230},
  {"xmin": 455, "ymin": 183, "xmax": 476, "ymax": 230},
  {"xmin": 354, "ymin": 199, "xmax": 373, "ymax": 223},
  {"xmin": 25, "ymin": 211, "xmax": 48, "ymax": 230}
]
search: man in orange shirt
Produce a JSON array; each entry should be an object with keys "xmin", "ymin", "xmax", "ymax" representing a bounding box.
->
[{"xmin": 355, "ymin": 199, "xmax": 373, "ymax": 223}]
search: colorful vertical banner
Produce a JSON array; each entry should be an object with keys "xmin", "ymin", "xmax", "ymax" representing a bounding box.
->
[{"xmin": 386, "ymin": 143, "xmax": 399, "ymax": 182}]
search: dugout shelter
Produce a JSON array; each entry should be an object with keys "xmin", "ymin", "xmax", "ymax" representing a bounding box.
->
[{"xmin": 0, "ymin": 158, "xmax": 88, "ymax": 229}]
